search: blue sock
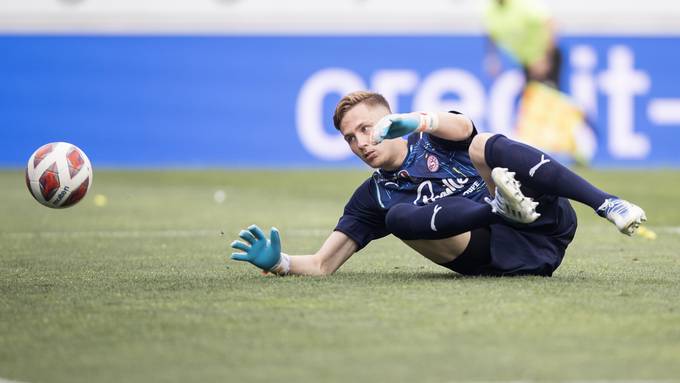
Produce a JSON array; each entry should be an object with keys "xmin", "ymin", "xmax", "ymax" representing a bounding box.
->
[
  {"xmin": 485, "ymin": 135, "xmax": 614, "ymax": 211},
  {"xmin": 385, "ymin": 197, "xmax": 500, "ymax": 240}
]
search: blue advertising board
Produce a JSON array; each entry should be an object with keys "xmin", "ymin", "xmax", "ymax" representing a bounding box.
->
[{"xmin": 1, "ymin": 35, "xmax": 679, "ymax": 167}]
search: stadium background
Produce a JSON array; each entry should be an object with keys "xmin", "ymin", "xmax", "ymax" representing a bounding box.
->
[
  {"xmin": 2, "ymin": 2, "xmax": 680, "ymax": 383},
  {"xmin": 1, "ymin": 0, "xmax": 680, "ymax": 168}
]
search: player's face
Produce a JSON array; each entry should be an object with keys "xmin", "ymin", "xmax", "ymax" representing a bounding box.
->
[{"xmin": 339, "ymin": 103, "xmax": 404, "ymax": 169}]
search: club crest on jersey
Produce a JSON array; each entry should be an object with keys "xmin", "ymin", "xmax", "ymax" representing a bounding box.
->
[{"xmin": 426, "ymin": 154, "xmax": 439, "ymax": 172}]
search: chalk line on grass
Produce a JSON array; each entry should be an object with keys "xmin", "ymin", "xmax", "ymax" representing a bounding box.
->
[
  {"xmin": 1, "ymin": 226, "xmax": 679, "ymax": 240},
  {"xmin": 0, "ymin": 228, "xmax": 330, "ymax": 239},
  {"xmin": 0, "ymin": 377, "xmax": 29, "ymax": 383}
]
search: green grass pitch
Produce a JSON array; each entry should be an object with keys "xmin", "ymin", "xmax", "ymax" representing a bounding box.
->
[{"xmin": 1, "ymin": 169, "xmax": 679, "ymax": 382}]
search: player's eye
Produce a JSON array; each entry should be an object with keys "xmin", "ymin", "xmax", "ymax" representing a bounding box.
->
[{"xmin": 345, "ymin": 136, "xmax": 355, "ymax": 143}]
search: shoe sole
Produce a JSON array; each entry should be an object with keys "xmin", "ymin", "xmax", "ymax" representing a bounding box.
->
[
  {"xmin": 491, "ymin": 167, "xmax": 540, "ymax": 223},
  {"xmin": 620, "ymin": 208, "xmax": 648, "ymax": 236}
]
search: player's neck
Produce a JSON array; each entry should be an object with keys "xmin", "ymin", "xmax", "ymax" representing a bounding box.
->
[{"xmin": 381, "ymin": 140, "xmax": 409, "ymax": 172}]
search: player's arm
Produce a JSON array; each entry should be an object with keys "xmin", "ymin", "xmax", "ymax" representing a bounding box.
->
[
  {"xmin": 289, "ymin": 230, "xmax": 357, "ymax": 275},
  {"xmin": 230, "ymin": 225, "xmax": 357, "ymax": 276},
  {"xmin": 371, "ymin": 111, "xmax": 473, "ymax": 145}
]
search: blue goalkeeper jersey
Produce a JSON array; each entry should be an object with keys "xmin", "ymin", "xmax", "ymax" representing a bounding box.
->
[{"xmin": 335, "ymin": 118, "xmax": 488, "ymax": 250}]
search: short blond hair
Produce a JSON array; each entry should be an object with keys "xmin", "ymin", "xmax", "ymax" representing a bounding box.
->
[{"xmin": 333, "ymin": 91, "xmax": 391, "ymax": 130}]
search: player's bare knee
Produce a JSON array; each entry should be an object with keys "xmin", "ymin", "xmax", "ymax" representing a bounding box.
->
[{"xmin": 469, "ymin": 133, "xmax": 495, "ymax": 168}]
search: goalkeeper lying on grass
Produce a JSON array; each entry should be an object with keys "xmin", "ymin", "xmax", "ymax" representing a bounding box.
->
[{"xmin": 230, "ymin": 91, "xmax": 646, "ymax": 277}]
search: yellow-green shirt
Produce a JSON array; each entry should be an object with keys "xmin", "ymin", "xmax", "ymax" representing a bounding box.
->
[{"xmin": 484, "ymin": 0, "xmax": 552, "ymax": 66}]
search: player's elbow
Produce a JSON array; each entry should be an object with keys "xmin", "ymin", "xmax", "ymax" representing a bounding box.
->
[
  {"xmin": 439, "ymin": 112, "xmax": 474, "ymax": 141},
  {"xmin": 461, "ymin": 116, "xmax": 474, "ymax": 139}
]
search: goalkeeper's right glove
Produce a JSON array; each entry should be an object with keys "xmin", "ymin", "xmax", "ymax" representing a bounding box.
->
[{"xmin": 230, "ymin": 224, "xmax": 290, "ymax": 275}]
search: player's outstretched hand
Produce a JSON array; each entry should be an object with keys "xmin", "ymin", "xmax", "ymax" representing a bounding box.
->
[
  {"xmin": 371, "ymin": 113, "xmax": 420, "ymax": 144},
  {"xmin": 230, "ymin": 224, "xmax": 281, "ymax": 271}
]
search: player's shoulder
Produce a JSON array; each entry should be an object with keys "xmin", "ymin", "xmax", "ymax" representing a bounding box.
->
[{"xmin": 345, "ymin": 175, "xmax": 382, "ymax": 211}]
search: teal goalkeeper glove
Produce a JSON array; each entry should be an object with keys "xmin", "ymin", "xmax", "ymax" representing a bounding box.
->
[
  {"xmin": 371, "ymin": 112, "xmax": 439, "ymax": 144},
  {"xmin": 230, "ymin": 224, "xmax": 289, "ymax": 274}
]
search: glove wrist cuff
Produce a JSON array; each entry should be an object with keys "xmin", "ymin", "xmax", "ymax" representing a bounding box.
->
[
  {"xmin": 269, "ymin": 253, "xmax": 291, "ymax": 276},
  {"xmin": 415, "ymin": 112, "xmax": 439, "ymax": 134}
]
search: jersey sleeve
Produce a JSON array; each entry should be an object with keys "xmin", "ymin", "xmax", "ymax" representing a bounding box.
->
[
  {"xmin": 334, "ymin": 178, "xmax": 390, "ymax": 251},
  {"xmin": 426, "ymin": 110, "xmax": 478, "ymax": 151}
]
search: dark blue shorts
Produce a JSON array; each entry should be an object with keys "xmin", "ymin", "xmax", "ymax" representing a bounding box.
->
[
  {"xmin": 486, "ymin": 195, "xmax": 577, "ymax": 276},
  {"xmin": 442, "ymin": 134, "xmax": 578, "ymax": 277},
  {"xmin": 442, "ymin": 195, "xmax": 577, "ymax": 277}
]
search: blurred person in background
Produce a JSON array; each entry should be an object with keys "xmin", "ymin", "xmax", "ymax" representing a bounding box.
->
[
  {"xmin": 483, "ymin": 0, "xmax": 561, "ymax": 89},
  {"xmin": 483, "ymin": 0, "xmax": 597, "ymax": 165}
]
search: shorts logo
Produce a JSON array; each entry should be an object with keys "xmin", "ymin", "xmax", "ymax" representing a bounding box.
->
[{"xmin": 426, "ymin": 154, "xmax": 439, "ymax": 172}]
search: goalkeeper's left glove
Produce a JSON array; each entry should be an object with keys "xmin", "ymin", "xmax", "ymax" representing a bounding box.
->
[
  {"xmin": 230, "ymin": 224, "xmax": 290, "ymax": 275},
  {"xmin": 371, "ymin": 112, "xmax": 439, "ymax": 144}
]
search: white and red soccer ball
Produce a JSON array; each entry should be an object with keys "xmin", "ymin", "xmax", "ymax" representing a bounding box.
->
[{"xmin": 25, "ymin": 142, "xmax": 93, "ymax": 208}]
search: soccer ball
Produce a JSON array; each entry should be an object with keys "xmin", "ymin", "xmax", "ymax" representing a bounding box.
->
[{"xmin": 25, "ymin": 142, "xmax": 93, "ymax": 208}]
